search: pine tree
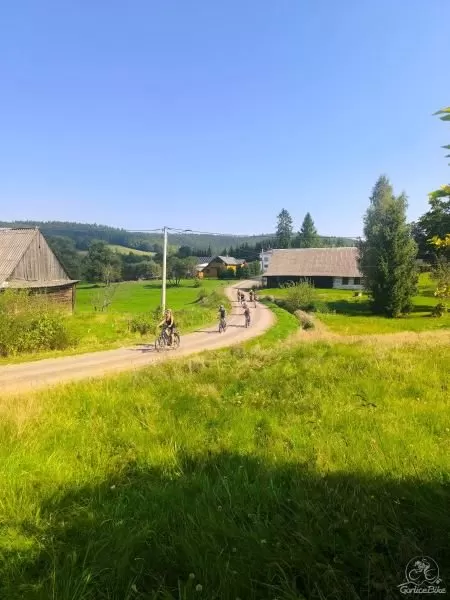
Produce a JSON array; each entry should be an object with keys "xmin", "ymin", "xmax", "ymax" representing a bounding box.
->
[
  {"xmin": 358, "ymin": 175, "xmax": 418, "ymax": 317},
  {"xmin": 296, "ymin": 212, "xmax": 319, "ymax": 248},
  {"xmin": 276, "ymin": 209, "xmax": 294, "ymax": 248}
]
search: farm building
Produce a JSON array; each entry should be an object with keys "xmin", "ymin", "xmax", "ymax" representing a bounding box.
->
[
  {"xmin": 0, "ymin": 228, "xmax": 78, "ymax": 311},
  {"xmin": 264, "ymin": 247, "xmax": 363, "ymax": 290},
  {"xmin": 199, "ymin": 256, "xmax": 246, "ymax": 278}
]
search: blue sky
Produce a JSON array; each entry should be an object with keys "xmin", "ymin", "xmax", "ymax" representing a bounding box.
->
[{"xmin": 1, "ymin": 1, "xmax": 449, "ymax": 236}]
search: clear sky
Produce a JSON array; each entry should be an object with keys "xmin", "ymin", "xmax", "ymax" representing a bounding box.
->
[{"xmin": 1, "ymin": 1, "xmax": 449, "ymax": 236}]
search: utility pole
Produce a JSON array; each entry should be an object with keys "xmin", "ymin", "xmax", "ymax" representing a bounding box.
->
[{"xmin": 161, "ymin": 226, "xmax": 168, "ymax": 314}]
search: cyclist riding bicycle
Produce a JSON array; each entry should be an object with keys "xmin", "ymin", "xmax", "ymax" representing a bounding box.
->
[
  {"xmin": 218, "ymin": 304, "xmax": 227, "ymax": 330},
  {"xmin": 249, "ymin": 290, "xmax": 254, "ymax": 302},
  {"xmin": 242, "ymin": 302, "xmax": 251, "ymax": 326},
  {"xmin": 158, "ymin": 309, "xmax": 176, "ymax": 345}
]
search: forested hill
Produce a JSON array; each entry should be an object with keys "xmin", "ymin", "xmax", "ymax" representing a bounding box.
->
[
  {"xmin": 0, "ymin": 220, "xmax": 357, "ymax": 254},
  {"xmin": 0, "ymin": 220, "xmax": 274, "ymax": 254}
]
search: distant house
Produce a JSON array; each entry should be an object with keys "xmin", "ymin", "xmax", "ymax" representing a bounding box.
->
[
  {"xmin": 200, "ymin": 256, "xmax": 246, "ymax": 278},
  {"xmin": 0, "ymin": 228, "xmax": 78, "ymax": 311},
  {"xmin": 264, "ymin": 247, "xmax": 363, "ymax": 290}
]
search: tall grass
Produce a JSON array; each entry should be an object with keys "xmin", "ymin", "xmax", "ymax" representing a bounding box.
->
[
  {"xmin": 0, "ymin": 290, "xmax": 72, "ymax": 356},
  {"xmin": 0, "ymin": 333, "xmax": 448, "ymax": 599}
]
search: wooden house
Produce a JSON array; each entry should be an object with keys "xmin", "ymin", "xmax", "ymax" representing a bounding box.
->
[
  {"xmin": 201, "ymin": 256, "xmax": 246, "ymax": 278},
  {"xmin": 0, "ymin": 228, "xmax": 78, "ymax": 311}
]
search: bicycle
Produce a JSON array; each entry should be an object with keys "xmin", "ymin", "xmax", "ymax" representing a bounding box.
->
[
  {"xmin": 218, "ymin": 317, "xmax": 227, "ymax": 333},
  {"xmin": 155, "ymin": 327, "xmax": 180, "ymax": 352},
  {"xmin": 244, "ymin": 313, "xmax": 251, "ymax": 328}
]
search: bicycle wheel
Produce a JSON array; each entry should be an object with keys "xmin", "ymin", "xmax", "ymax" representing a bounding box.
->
[
  {"xmin": 155, "ymin": 335, "xmax": 165, "ymax": 352},
  {"xmin": 219, "ymin": 322, "xmax": 224, "ymax": 333},
  {"xmin": 172, "ymin": 332, "xmax": 180, "ymax": 349}
]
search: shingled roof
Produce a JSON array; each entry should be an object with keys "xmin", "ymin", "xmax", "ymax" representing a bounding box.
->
[{"xmin": 264, "ymin": 247, "xmax": 361, "ymax": 278}]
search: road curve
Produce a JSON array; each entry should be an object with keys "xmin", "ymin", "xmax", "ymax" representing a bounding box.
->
[{"xmin": 0, "ymin": 280, "xmax": 274, "ymax": 395}]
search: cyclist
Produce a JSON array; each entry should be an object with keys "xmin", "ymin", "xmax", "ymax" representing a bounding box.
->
[
  {"xmin": 249, "ymin": 289, "xmax": 254, "ymax": 303},
  {"xmin": 158, "ymin": 309, "xmax": 175, "ymax": 345},
  {"xmin": 242, "ymin": 302, "xmax": 251, "ymax": 326},
  {"xmin": 218, "ymin": 304, "xmax": 227, "ymax": 330}
]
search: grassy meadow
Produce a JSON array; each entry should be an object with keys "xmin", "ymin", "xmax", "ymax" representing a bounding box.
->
[
  {"xmin": 266, "ymin": 273, "xmax": 450, "ymax": 334},
  {"xmin": 0, "ymin": 306, "xmax": 448, "ymax": 600},
  {"xmin": 0, "ymin": 279, "xmax": 227, "ymax": 364}
]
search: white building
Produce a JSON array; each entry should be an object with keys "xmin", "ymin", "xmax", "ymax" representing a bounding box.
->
[{"xmin": 259, "ymin": 249, "xmax": 273, "ymax": 274}]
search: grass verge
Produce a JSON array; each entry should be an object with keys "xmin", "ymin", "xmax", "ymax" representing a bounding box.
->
[{"xmin": 265, "ymin": 273, "xmax": 450, "ymax": 334}]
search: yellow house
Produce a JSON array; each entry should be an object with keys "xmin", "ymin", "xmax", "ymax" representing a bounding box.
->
[{"xmin": 201, "ymin": 256, "xmax": 246, "ymax": 278}]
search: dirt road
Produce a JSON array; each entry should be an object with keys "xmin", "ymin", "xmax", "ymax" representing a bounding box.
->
[{"xmin": 0, "ymin": 281, "xmax": 274, "ymax": 395}]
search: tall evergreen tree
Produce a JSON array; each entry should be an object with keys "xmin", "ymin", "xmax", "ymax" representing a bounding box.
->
[
  {"xmin": 358, "ymin": 175, "xmax": 418, "ymax": 317},
  {"xmin": 296, "ymin": 212, "xmax": 320, "ymax": 248},
  {"xmin": 276, "ymin": 209, "xmax": 294, "ymax": 248}
]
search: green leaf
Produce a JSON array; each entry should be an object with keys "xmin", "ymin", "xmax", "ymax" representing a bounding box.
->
[
  {"xmin": 440, "ymin": 114, "xmax": 450, "ymax": 121},
  {"xmin": 433, "ymin": 106, "xmax": 450, "ymax": 115}
]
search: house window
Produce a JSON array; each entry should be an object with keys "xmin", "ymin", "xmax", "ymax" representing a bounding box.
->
[
  {"xmin": 354, "ymin": 277, "xmax": 361, "ymax": 285},
  {"xmin": 342, "ymin": 277, "xmax": 349, "ymax": 285}
]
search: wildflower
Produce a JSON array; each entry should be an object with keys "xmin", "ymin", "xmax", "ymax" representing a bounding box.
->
[
  {"xmin": 189, "ymin": 573, "xmax": 195, "ymax": 580},
  {"xmin": 110, "ymin": 485, "xmax": 116, "ymax": 490},
  {"xmin": 195, "ymin": 584, "xmax": 203, "ymax": 592}
]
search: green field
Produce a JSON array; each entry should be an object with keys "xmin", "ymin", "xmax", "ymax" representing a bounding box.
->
[
  {"xmin": 0, "ymin": 308, "xmax": 448, "ymax": 600},
  {"xmin": 107, "ymin": 244, "xmax": 156, "ymax": 256},
  {"xmin": 0, "ymin": 280, "xmax": 227, "ymax": 364},
  {"xmin": 265, "ymin": 273, "xmax": 450, "ymax": 334}
]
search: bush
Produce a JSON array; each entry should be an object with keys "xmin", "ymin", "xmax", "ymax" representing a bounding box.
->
[
  {"xmin": 196, "ymin": 287, "xmax": 209, "ymax": 302},
  {"xmin": 129, "ymin": 315, "xmax": 156, "ymax": 336},
  {"xmin": 431, "ymin": 303, "xmax": 447, "ymax": 318},
  {"xmin": 294, "ymin": 310, "xmax": 315, "ymax": 330},
  {"xmin": 282, "ymin": 282, "xmax": 319, "ymax": 313},
  {"xmin": 0, "ymin": 290, "xmax": 73, "ymax": 356},
  {"xmin": 192, "ymin": 279, "xmax": 202, "ymax": 288},
  {"xmin": 197, "ymin": 289, "xmax": 223, "ymax": 307}
]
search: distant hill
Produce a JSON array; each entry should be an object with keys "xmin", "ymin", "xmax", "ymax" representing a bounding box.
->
[
  {"xmin": 0, "ymin": 220, "xmax": 357, "ymax": 255},
  {"xmin": 0, "ymin": 220, "xmax": 274, "ymax": 254}
]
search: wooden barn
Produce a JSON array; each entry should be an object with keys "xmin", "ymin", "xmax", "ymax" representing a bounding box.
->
[
  {"xmin": 264, "ymin": 247, "xmax": 363, "ymax": 290},
  {"xmin": 0, "ymin": 228, "xmax": 78, "ymax": 311}
]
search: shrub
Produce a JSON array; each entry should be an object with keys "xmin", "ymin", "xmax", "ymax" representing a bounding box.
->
[
  {"xmin": 129, "ymin": 315, "xmax": 156, "ymax": 336},
  {"xmin": 196, "ymin": 288, "xmax": 209, "ymax": 302},
  {"xmin": 294, "ymin": 310, "xmax": 315, "ymax": 330},
  {"xmin": 0, "ymin": 290, "xmax": 73, "ymax": 356},
  {"xmin": 283, "ymin": 282, "xmax": 319, "ymax": 313},
  {"xmin": 192, "ymin": 279, "xmax": 202, "ymax": 288},
  {"xmin": 197, "ymin": 289, "xmax": 223, "ymax": 307},
  {"xmin": 431, "ymin": 303, "xmax": 447, "ymax": 318}
]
